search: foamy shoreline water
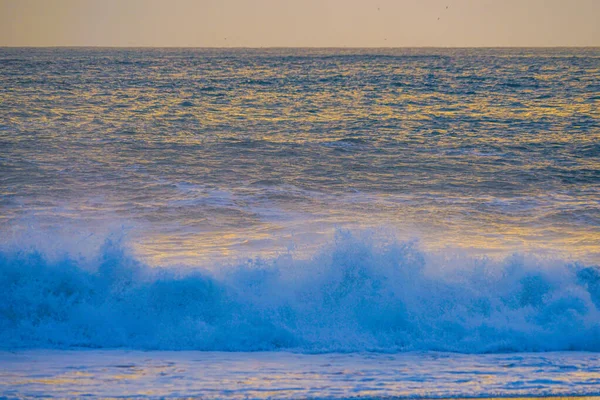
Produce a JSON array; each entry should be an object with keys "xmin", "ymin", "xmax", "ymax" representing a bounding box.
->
[{"xmin": 2, "ymin": 350, "xmax": 600, "ymax": 399}]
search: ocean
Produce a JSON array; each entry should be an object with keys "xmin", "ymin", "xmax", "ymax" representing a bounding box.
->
[{"xmin": 1, "ymin": 47, "xmax": 599, "ymax": 398}]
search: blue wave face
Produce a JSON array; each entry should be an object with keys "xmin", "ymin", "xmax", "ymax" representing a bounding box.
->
[{"xmin": 2, "ymin": 230, "xmax": 599, "ymax": 353}]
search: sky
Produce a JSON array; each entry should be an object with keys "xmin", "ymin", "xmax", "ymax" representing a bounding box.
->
[{"xmin": 1, "ymin": 0, "xmax": 599, "ymax": 47}]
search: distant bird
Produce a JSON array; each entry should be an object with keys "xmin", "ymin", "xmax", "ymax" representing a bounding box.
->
[{"xmin": 437, "ymin": 5, "xmax": 449, "ymax": 21}]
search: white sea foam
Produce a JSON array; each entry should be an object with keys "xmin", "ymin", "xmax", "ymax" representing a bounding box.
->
[{"xmin": 1, "ymin": 229, "xmax": 599, "ymax": 353}]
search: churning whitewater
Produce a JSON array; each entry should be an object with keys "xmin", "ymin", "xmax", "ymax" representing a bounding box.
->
[{"xmin": 2, "ymin": 230, "xmax": 600, "ymax": 352}]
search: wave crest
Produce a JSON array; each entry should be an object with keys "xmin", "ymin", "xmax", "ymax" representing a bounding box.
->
[{"xmin": 1, "ymin": 230, "xmax": 599, "ymax": 352}]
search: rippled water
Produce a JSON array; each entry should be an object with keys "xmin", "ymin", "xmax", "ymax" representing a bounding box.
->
[
  {"xmin": 2, "ymin": 350, "xmax": 600, "ymax": 399},
  {"xmin": 2, "ymin": 48, "xmax": 599, "ymax": 264},
  {"xmin": 2, "ymin": 47, "xmax": 600, "ymax": 398}
]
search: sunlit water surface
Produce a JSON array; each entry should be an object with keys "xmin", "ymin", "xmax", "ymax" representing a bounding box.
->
[
  {"xmin": 1, "ymin": 48, "xmax": 600, "ymax": 397},
  {"xmin": 2, "ymin": 48, "xmax": 599, "ymax": 264},
  {"xmin": 2, "ymin": 350, "xmax": 600, "ymax": 399}
]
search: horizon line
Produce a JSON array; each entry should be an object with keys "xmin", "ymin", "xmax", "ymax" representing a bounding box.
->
[{"xmin": 1, "ymin": 45, "xmax": 600, "ymax": 49}]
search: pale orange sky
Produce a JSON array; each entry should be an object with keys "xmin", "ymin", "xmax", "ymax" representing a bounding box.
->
[{"xmin": 1, "ymin": 0, "xmax": 599, "ymax": 47}]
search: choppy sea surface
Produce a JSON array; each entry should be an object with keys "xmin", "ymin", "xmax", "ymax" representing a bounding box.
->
[{"xmin": 1, "ymin": 48, "xmax": 600, "ymax": 397}]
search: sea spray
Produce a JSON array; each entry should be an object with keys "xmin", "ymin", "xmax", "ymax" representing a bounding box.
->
[{"xmin": 1, "ymin": 229, "xmax": 599, "ymax": 352}]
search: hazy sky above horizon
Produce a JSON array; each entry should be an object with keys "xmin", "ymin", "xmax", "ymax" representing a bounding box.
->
[{"xmin": 1, "ymin": 0, "xmax": 599, "ymax": 47}]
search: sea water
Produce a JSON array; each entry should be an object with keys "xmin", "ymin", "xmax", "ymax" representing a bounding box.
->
[{"xmin": 1, "ymin": 48, "xmax": 599, "ymax": 397}]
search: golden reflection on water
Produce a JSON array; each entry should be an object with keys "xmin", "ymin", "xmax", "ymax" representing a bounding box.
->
[
  {"xmin": 3, "ymin": 350, "xmax": 600, "ymax": 399},
  {"xmin": 1, "ymin": 48, "xmax": 599, "ymax": 266}
]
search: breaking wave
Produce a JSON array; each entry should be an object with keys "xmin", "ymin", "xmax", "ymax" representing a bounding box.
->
[{"xmin": 1, "ymin": 230, "xmax": 599, "ymax": 353}]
